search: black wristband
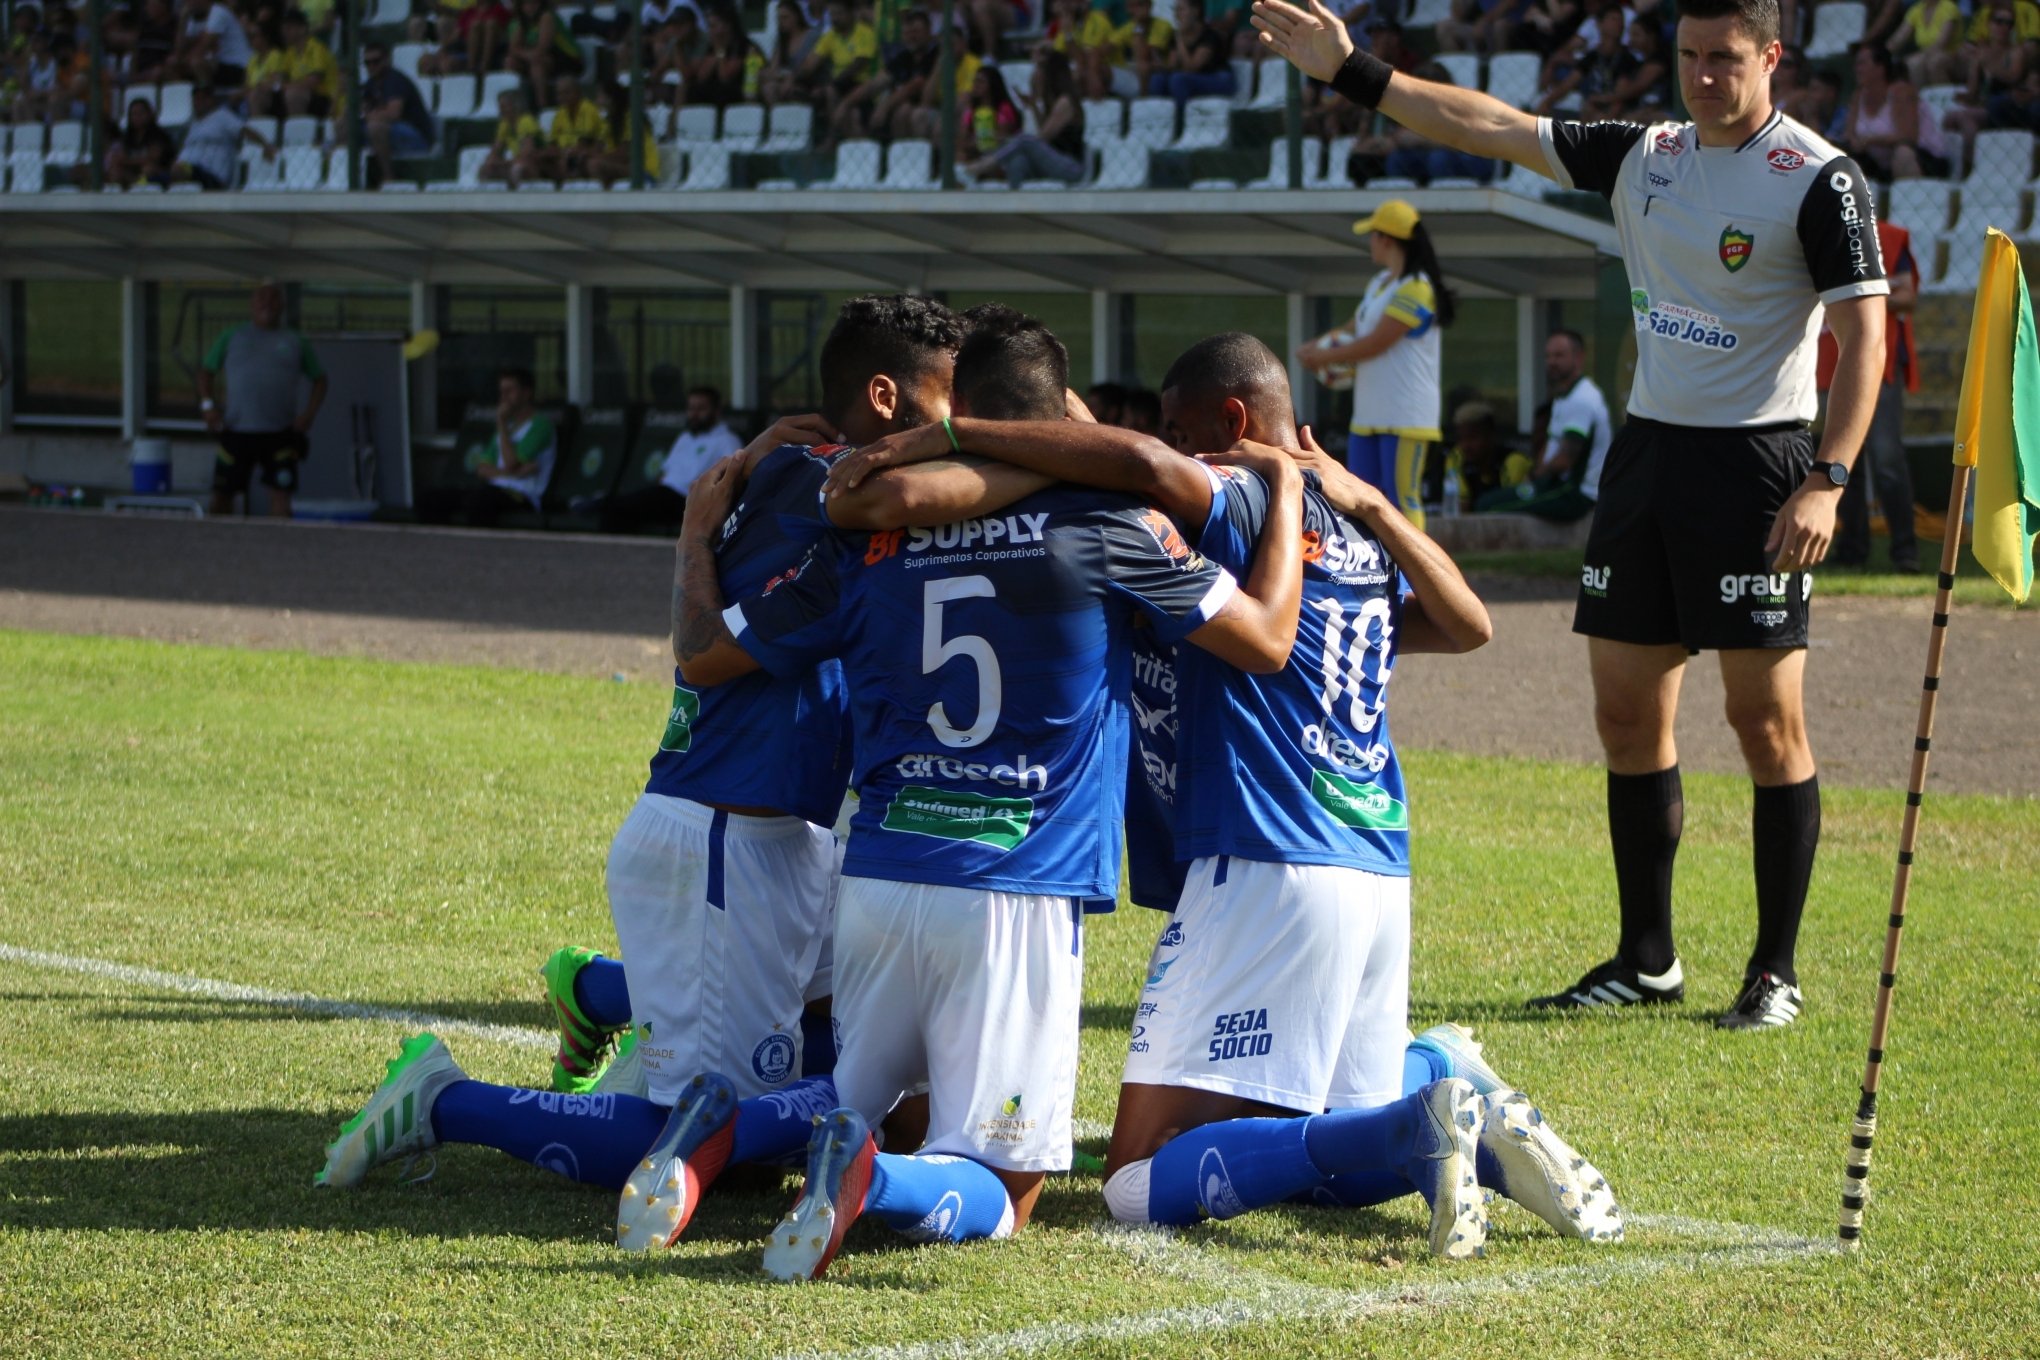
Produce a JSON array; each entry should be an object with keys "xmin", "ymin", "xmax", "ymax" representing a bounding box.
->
[{"xmin": 1330, "ymin": 50, "xmax": 1394, "ymax": 109}]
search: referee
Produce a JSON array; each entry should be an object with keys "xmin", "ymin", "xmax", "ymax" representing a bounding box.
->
[{"xmin": 1254, "ymin": 0, "xmax": 1888, "ymax": 1029}]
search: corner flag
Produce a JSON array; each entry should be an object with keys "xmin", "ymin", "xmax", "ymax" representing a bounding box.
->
[{"xmin": 1952, "ymin": 228, "xmax": 2040, "ymax": 602}]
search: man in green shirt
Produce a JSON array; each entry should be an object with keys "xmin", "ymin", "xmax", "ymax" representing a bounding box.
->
[
  {"xmin": 417, "ymin": 366, "xmax": 557, "ymax": 526},
  {"xmin": 202, "ymin": 281, "xmax": 327, "ymax": 518}
]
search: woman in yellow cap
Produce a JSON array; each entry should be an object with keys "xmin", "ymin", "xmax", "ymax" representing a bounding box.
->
[{"xmin": 1298, "ymin": 199, "xmax": 1457, "ymax": 528}]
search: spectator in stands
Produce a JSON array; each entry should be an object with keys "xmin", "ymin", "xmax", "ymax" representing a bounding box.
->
[
  {"xmin": 1086, "ymin": 380, "xmax": 1127, "ymax": 425},
  {"xmin": 1121, "ymin": 385, "xmax": 1162, "ymax": 435},
  {"xmin": 1438, "ymin": 0, "xmax": 1530, "ymax": 55},
  {"xmin": 646, "ymin": 4, "xmax": 703, "ymax": 101},
  {"xmin": 483, "ymin": 85, "xmax": 539, "ymax": 183},
  {"xmin": 505, "ymin": 0, "xmax": 583, "ymax": 107},
  {"xmin": 871, "ymin": 8, "xmax": 937, "ymax": 138},
  {"xmin": 170, "ymin": 0, "xmax": 251, "ymax": 88},
  {"xmin": 1841, "ymin": 41, "xmax": 1949, "ymax": 178},
  {"xmin": 1046, "ymin": 0, "xmax": 1113, "ymax": 98},
  {"xmin": 165, "ymin": 81, "xmax": 274, "ymax": 187},
  {"xmin": 1771, "ymin": 45, "xmax": 1827, "ymax": 126},
  {"xmin": 1536, "ymin": 4, "xmax": 1626, "ymax": 115},
  {"xmin": 1824, "ymin": 211, "xmax": 1922, "ymax": 571},
  {"xmin": 960, "ymin": 0, "xmax": 1013, "ymax": 71},
  {"xmin": 360, "ymin": 38, "xmax": 434, "ymax": 186},
  {"xmin": 597, "ymin": 384, "xmax": 742, "ymax": 534},
  {"xmin": 1965, "ymin": 0, "xmax": 2040, "ymax": 44},
  {"xmin": 1514, "ymin": 0, "xmax": 1583, "ymax": 56},
  {"xmin": 1474, "ymin": 329, "xmax": 1611, "ymax": 522},
  {"xmin": 538, "ymin": 72, "xmax": 611, "ymax": 181},
  {"xmin": 1149, "ymin": 0, "xmax": 1234, "ymax": 106},
  {"xmin": 128, "ymin": 0, "xmax": 180, "ymax": 81},
  {"xmin": 1361, "ymin": 63, "xmax": 1495, "ymax": 182},
  {"xmin": 759, "ymin": 0, "xmax": 819, "ymax": 105},
  {"xmin": 9, "ymin": 29, "xmax": 62, "ymax": 123},
  {"xmin": 100, "ymin": 94, "xmax": 175, "ymax": 186},
  {"xmin": 422, "ymin": 0, "xmax": 509, "ymax": 77},
  {"xmin": 905, "ymin": 24, "xmax": 981, "ymax": 136},
  {"xmin": 245, "ymin": 19, "xmax": 289, "ymax": 117},
  {"xmin": 1943, "ymin": 5, "xmax": 2028, "ymax": 145},
  {"xmin": 592, "ymin": 78, "xmax": 659, "ymax": 182},
  {"xmin": 798, "ymin": 0, "xmax": 877, "ymax": 142},
  {"xmin": 957, "ymin": 59, "xmax": 1020, "ymax": 163},
  {"xmin": 1443, "ymin": 400, "xmax": 1532, "ymax": 510},
  {"xmin": 1113, "ymin": 0, "xmax": 1173, "ymax": 97},
  {"xmin": 966, "ymin": 46, "xmax": 1086, "ymax": 181},
  {"xmin": 685, "ymin": 1, "xmax": 757, "ymax": 109},
  {"xmin": 275, "ymin": 9, "xmax": 337, "ymax": 119},
  {"xmin": 417, "ymin": 367, "xmax": 557, "ymax": 528},
  {"xmin": 201, "ymin": 281, "xmax": 327, "ymax": 520},
  {"xmin": 1889, "ymin": 0, "xmax": 1964, "ymax": 87}
]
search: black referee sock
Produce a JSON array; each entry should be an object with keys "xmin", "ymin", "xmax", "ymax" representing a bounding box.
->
[
  {"xmin": 1609, "ymin": 767, "xmax": 1682, "ymax": 976},
  {"xmin": 1749, "ymin": 775, "xmax": 1821, "ymax": 987}
]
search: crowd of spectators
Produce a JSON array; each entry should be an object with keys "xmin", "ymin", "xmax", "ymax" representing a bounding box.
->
[{"xmin": 1, "ymin": 0, "xmax": 2020, "ymax": 193}]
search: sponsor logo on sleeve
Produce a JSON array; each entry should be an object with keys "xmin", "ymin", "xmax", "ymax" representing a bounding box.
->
[
  {"xmin": 1582, "ymin": 563, "xmax": 1613, "ymax": 597},
  {"xmin": 1719, "ymin": 224, "xmax": 1754, "ymax": 272},
  {"xmin": 1139, "ymin": 508, "xmax": 1198, "ymax": 565},
  {"xmin": 1766, "ymin": 147, "xmax": 1806, "ymax": 172},
  {"xmin": 1830, "ymin": 172, "xmax": 1878, "ymax": 277},
  {"xmin": 657, "ymin": 683, "xmax": 701, "ymax": 753}
]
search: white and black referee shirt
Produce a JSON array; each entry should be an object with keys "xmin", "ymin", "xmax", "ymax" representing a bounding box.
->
[{"xmin": 1539, "ymin": 112, "xmax": 1889, "ymax": 429}]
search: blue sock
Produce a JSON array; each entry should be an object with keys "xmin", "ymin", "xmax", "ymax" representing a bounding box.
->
[
  {"xmin": 1303, "ymin": 1168, "xmax": 1413, "ymax": 1208},
  {"xmin": 865, "ymin": 1152, "xmax": 1013, "ymax": 1242},
  {"xmin": 1403, "ymin": 1040, "xmax": 1451, "ymax": 1092},
  {"xmin": 571, "ymin": 956, "xmax": 633, "ymax": 1030},
  {"xmin": 800, "ymin": 1008, "xmax": 838, "ymax": 1078},
  {"xmin": 1145, "ymin": 1117, "xmax": 1326, "ymax": 1225},
  {"xmin": 430, "ymin": 1081, "xmax": 666, "ymax": 1189},
  {"xmin": 1301, "ymin": 1094, "xmax": 1421, "ymax": 1177},
  {"xmin": 729, "ymin": 1076, "xmax": 838, "ymax": 1166}
]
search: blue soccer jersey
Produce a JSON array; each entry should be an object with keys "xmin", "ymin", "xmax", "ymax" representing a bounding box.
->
[
  {"xmin": 727, "ymin": 485, "xmax": 1239, "ymax": 898},
  {"xmin": 642, "ymin": 444, "xmax": 855, "ymax": 828},
  {"xmin": 1173, "ymin": 468, "xmax": 1411, "ymax": 876}
]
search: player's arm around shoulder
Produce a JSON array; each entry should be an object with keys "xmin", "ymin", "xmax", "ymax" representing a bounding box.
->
[
  {"xmin": 1291, "ymin": 426, "xmax": 1492, "ymax": 654},
  {"xmin": 673, "ymin": 452, "xmax": 764, "ymax": 686},
  {"xmin": 1182, "ymin": 443, "xmax": 1304, "ymax": 674}
]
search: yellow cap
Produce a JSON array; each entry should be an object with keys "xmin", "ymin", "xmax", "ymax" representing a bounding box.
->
[{"xmin": 1353, "ymin": 199, "xmax": 1420, "ymax": 241}]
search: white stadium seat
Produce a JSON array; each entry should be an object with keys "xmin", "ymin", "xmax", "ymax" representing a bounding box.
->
[
  {"xmin": 1090, "ymin": 141, "xmax": 1149, "ymax": 188},
  {"xmin": 1174, "ymin": 96, "xmax": 1231, "ymax": 150},
  {"xmin": 156, "ymin": 82, "xmax": 194, "ymax": 127},
  {"xmin": 44, "ymin": 122, "xmax": 83, "ymax": 167},
  {"xmin": 672, "ymin": 104, "xmax": 719, "ymax": 147},
  {"xmin": 1230, "ymin": 58, "xmax": 1257, "ymax": 107},
  {"xmin": 679, "ymin": 142, "xmax": 731, "ymax": 189},
  {"xmin": 881, "ymin": 139, "xmax": 937, "ymax": 190},
  {"xmin": 6, "ymin": 150, "xmax": 45, "ymax": 193},
  {"xmin": 392, "ymin": 43, "xmax": 429, "ymax": 81},
  {"xmin": 1405, "ymin": 0, "xmax": 1453, "ymax": 25},
  {"xmin": 1484, "ymin": 52, "xmax": 1540, "ymax": 109},
  {"xmin": 241, "ymin": 144, "xmax": 281, "ymax": 190},
  {"xmin": 11, "ymin": 124, "xmax": 44, "ymax": 154},
  {"xmin": 719, "ymin": 103, "xmax": 765, "ymax": 150},
  {"xmin": 1883, "ymin": 178, "xmax": 1954, "ymax": 234},
  {"xmin": 1433, "ymin": 52, "xmax": 1480, "ymax": 91},
  {"xmin": 1918, "ymin": 83, "xmax": 1962, "ymax": 129},
  {"xmin": 480, "ymin": 71, "xmax": 521, "ymax": 107},
  {"xmin": 762, "ymin": 102, "xmax": 812, "ymax": 152},
  {"xmin": 1806, "ymin": 1, "xmax": 1865, "ymax": 57},
  {"xmin": 1304, "ymin": 135, "xmax": 1352, "ymax": 189},
  {"xmin": 281, "ymin": 116, "xmax": 322, "ymax": 146},
  {"xmin": 1081, "ymin": 97, "xmax": 1124, "ymax": 144},
  {"xmin": 1246, "ymin": 139, "xmax": 1303, "ymax": 189},
  {"xmin": 1124, "ymin": 96, "xmax": 1176, "ymax": 149},
  {"xmin": 818, "ymin": 138, "xmax": 882, "ymax": 189},
  {"xmin": 1250, "ymin": 57, "xmax": 1289, "ymax": 108},
  {"xmin": 436, "ymin": 78, "xmax": 478, "ymax": 120}
]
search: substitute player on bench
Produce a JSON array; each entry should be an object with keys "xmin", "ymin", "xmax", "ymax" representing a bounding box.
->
[{"xmin": 1254, "ymin": 0, "xmax": 1887, "ymax": 1028}]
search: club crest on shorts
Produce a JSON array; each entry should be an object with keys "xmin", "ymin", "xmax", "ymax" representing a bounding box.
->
[
  {"xmin": 1719, "ymin": 225, "xmax": 1754, "ymax": 273},
  {"xmin": 752, "ymin": 1031, "xmax": 796, "ymax": 1083}
]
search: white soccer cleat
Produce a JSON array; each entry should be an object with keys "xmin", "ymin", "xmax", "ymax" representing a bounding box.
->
[
  {"xmin": 315, "ymin": 1033, "xmax": 467, "ymax": 1189},
  {"xmin": 1477, "ymin": 1090, "xmax": 1624, "ymax": 1243},
  {"xmin": 1411, "ymin": 1022, "xmax": 1508, "ymax": 1097},
  {"xmin": 1405, "ymin": 1077, "xmax": 1488, "ymax": 1261}
]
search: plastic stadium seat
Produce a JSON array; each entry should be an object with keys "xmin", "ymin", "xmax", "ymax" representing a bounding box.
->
[
  {"xmin": 280, "ymin": 116, "xmax": 322, "ymax": 147},
  {"xmin": 480, "ymin": 70, "xmax": 521, "ymax": 106},
  {"xmin": 6, "ymin": 150, "xmax": 44, "ymax": 193},
  {"xmin": 1304, "ymin": 135, "xmax": 1352, "ymax": 188},
  {"xmin": 1884, "ymin": 178, "xmax": 1954, "ymax": 234},
  {"xmin": 1246, "ymin": 139, "xmax": 1299, "ymax": 189},
  {"xmin": 1173, "ymin": 96, "xmax": 1231, "ymax": 150},
  {"xmin": 1970, "ymin": 128, "xmax": 2033, "ymax": 184},
  {"xmin": 323, "ymin": 149, "xmax": 353, "ymax": 189},
  {"xmin": 241, "ymin": 144, "xmax": 281, "ymax": 189},
  {"xmin": 1918, "ymin": 83, "xmax": 1962, "ymax": 129},
  {"xmin": 123, "ymin": 85, "xmax": 159, "ymax": 114},
  {"xmin": 538, "ymin": 107, "xmax": 559, "ymax": 136},
  {"xmin": 437, "ymin": 78, "xmax": 478, "ymax": 119},
  {"xmin": 1433, "ymin": 52, "xmax": 1480, "ymax": 90},
  {"xmin": 679, "ymin": 142, "xmax": 730, "ymax": 189},
  {"xmin": 1405, "ymin": 0, "xmax": 1453, "ymax": 25},
  {"xmin": 277, "ymin": 145, "xmax": 324, "ymax": 189},
  {"xmin": 1090, "ymin": 141, "xmax": 1149, "ymax": 188},
  {"xmin": 1249, "ymin": 58, "xmax": 1287, "ymax": 108},
  {"xmin": 1926, "ymin": 227, "xmax": 1983, "ymax": 292},
  {"xmin": 11, "ymin": 124, "xmax": 43, "ymax": 154},
  {"xmin": 1484, "ymin": 52, "xmax": 1540, "ymax": 109},
  {"xmin": 392, "ymin": 42, "xmax": 429, "ymax": 81},
  {"xmin": 819, "ymin": 139, "xmax": 882, "ymax": 188},
  {"xmin": 44, "ymin": 121, "xmax": 83, "ymax": 166},
  {"xmin": 881, "ymin": 139, "xmax": 937, "ymax": 190},
  {"xmin": 762, "ymin": 102, "xmax": 812, "ymax": 152},
  {"xmin": 1081, "ymin": 97, "xmax": 1124, "ymax": 144},
  {"xmin": 1190, "ymin": 177, "xmax": 1237, "ymax": 188},
  {"xmin": 156, "ymin": 82, "xmax": 194, "ymax": 127},
  {"xmin": 671, "ymin": 104, "xmax": 718, "ymax": 147},
  {"xmin": 1806, "ymin": 1, "xmax": 1865, "ymax": 57},
  {"xmin": 719, "ymin": 103, "xmax": 765, "ymax": 150},
  {"xmin": 367, "ymin": 0, "xmax": 410, "ymax": 25},
  {"xmin": 1124, "ymin": 96, "xmax": 1176, "ymax": 149},
  {"xmin": 755, "ymin": 176, "xmax": 799, "ymax": 189},
  {"xmin": 0, "ymin": 126, "xmax": 9, "ymax": 156},
  {"xmin": 1000, "ymin": 60, "xmax": 1033, "ymax": 98},
  {"xmin": 1229, "ymin": 58, "xmax": 1257, "ymax": 106}
]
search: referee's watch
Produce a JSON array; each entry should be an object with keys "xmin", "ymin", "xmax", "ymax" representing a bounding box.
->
[{"xmin": 1809, "ymin": 460, "xmax": 1849, "ymax": 490}]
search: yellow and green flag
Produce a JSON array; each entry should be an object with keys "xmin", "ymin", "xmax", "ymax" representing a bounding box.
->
[{"xmin": 1953, "ymin": 228, "xmax": 2040, "ymax": 602}]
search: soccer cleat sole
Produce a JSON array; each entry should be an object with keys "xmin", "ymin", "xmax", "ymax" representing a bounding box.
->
[
  {"xmin": 615, "ymin": 1071, "xmax": 738, "ymax": 1253},
  {"xmin": 315, "ymin": 1033, "xmax": 465, "ymax": 1189},
  {"xmin": 1478, "ymin": 1091, "xmax": 1624, "ymax": 1243},
  {"xmin": 761, "ymin": 1109, "xmax": 876, "ymax": 1281},
  {"xmin": 1411, "ymin": 1078, "xmax": 1488, "ymax": 1261}
]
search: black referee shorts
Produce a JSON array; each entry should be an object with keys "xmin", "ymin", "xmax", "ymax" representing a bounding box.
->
[{"xmin": 1572, "ymin": 418, "xmax": 1814, "ymax": 652}]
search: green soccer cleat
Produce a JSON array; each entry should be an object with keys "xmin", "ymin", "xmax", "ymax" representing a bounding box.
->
[
  {"xmin": 540, "ymin": 946, "xmax": 627, "ymax": 1094},
  {"xmin": 315, "ymin": 1033, "xmax": 467, "ymax": 1189}
]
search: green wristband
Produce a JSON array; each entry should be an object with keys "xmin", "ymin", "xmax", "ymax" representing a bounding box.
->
[{"xmin": 943, "ymin": 417, "xmax": 961, "ymax": 453}]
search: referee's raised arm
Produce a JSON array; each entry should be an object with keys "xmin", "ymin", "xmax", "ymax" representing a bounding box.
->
[{"xmin": 1252, "ymin": 0, "xmax": 1548, "ymax": 173}]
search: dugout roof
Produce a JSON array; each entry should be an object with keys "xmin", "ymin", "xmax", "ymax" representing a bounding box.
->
[{"xmin": 0, "ymin": 187, "xmax": 1617, "ymax": 299}]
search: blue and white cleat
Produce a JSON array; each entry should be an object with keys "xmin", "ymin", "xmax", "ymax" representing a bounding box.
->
[
  {"xmin": 761, "ymin": 1106, "xmax": 877, "ymax": 1281},
  {"xmin": 1405, "ymin": 1077, "xmax": 1488, "ymax": 1260},
  {"xmin": 1410, "ymin": 1023, "xmax": 1507, "ymax": 1097},
  {"xmin": 1477, "ymin": 1090, "xmax": 1624, "ymax": 1243},
  {"xmin": 615, "ymin": 1070, "xmax": 738, "ymax": 1253}
]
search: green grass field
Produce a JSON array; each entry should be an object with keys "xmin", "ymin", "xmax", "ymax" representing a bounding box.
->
[{"xmin": 3, "ymin": 629, "xmax": 2035, "ymax": 1359}]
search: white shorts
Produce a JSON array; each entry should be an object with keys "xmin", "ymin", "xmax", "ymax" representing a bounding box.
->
[
  {"xmin": 605, "ymin": 793, "xmax": 838, "ymax": 1104},
  {"xmin": 1121, "ymin": 855, "xmax": 1411, "ymax": 1113},
  {"xmin": 831, "ymin": 876, "xmax": 1084, "ymax": 1173}
]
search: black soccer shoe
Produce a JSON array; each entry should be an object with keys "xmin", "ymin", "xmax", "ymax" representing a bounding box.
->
[
  {"xmin": 1527, "ymin": 957, "xmax": 1686, "ymax": 1010},
  {"xmin": 1714, "ymin": 972, "xmax": 1803, "ymax": 1030}
]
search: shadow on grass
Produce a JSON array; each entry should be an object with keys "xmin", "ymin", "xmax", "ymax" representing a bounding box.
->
[{"xmin": 0, "ymin": 988, "xmax": 556, "ymax": 1035}]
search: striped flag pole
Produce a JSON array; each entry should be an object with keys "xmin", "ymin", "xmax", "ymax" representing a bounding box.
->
[{"xmin": 1839, "ymin": 460, "xmax": 1975, "ymax": 1251}]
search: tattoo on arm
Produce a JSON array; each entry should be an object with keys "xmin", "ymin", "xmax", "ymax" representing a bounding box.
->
[{"xmin": 673, "ymin": 538, "xmax": 736, "ymax": 664}]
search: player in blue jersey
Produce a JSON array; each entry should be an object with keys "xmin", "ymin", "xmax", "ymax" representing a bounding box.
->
[
  {"xmin": 666, "ymin": 309, "xmax": 1307, "ymax": 1279},
  {"xmin": 826, "ymin": 332, "xmax": 1623, "ymax": 1257},
  {"xmin": 314, "ymin": 298, "xmax": 1055, "ymax": 1245}
]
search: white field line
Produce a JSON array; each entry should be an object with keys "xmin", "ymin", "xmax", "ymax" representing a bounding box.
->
[
  {"xmin": 0, "ymin": 943, "xmax": 554, "ymax": 1052},
  {"xmin": 777, "ymin": 1219, "xmax": 1832, "ymax": 1360}
]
